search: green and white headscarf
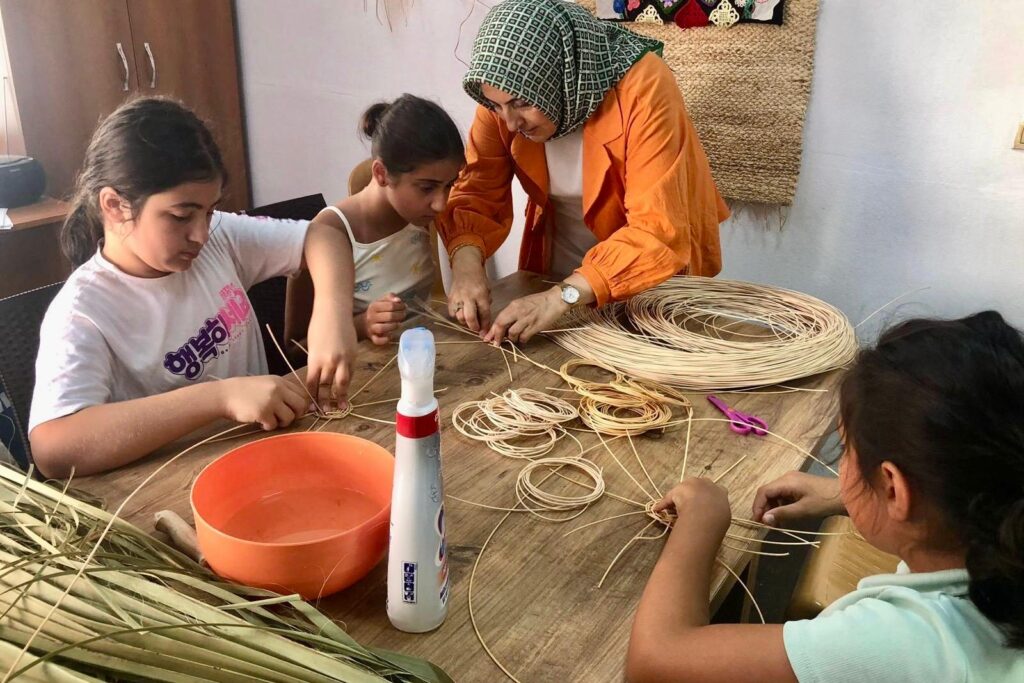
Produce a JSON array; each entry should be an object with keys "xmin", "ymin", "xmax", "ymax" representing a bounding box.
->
[{"xmin": 464, "ymin": 0, "xmax": 663, "ymax": 139}]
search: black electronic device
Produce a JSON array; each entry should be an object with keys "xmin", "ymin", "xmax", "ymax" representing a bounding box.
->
[{"xmin": 0, "ymin": 155, "xmax": 45, "ymax": 208}]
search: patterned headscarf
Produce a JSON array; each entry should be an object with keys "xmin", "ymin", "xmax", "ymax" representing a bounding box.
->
[{"xmin": 464, "ymin": 0, "xmax": 663, "ymax": 139}]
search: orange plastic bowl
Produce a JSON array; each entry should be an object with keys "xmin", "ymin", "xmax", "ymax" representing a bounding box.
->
[{"xmin": 191, "ymin": 432, "xmax": 393, "ymax": 599}]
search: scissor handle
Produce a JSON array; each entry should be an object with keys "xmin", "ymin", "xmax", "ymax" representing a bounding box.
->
[
  {"xmin": 709, "ymin": 395, "xmax": 768, "ymax": 435},
  {"xmin": 743, "ymin": 415, "xmax": 769, "ymax": 436},
  {"xmin": 728, "ymin": 419, "xmax": 753, "ymax": 434}
]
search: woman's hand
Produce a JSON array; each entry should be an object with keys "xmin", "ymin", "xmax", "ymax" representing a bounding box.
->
[
  {"xmin": 483, "ymin": 287, "xmax": 568, "ymax": 345},
  {"xmin": 305, "ymin": 305, "xmax": 357, "ymax": 410},
  {"xmin": 654, "ymin": 478, "xmax": 732, "ymax": 541},
  {"xmin": 447, "ymin": 245, "xmax": 492, "ymax": 333},
  {"xmin": 217, "ymin": 375, "xmax": 312, "ymax": 430},
  {"xmin": 357, "ymin": 293, "xmax": 406, "ymax": 345},
  {"xmin": 752, "ymin": 472, "xmax": 845, "ymax": 527}
]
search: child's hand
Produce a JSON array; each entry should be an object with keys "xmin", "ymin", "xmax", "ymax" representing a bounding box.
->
[
  {"xmin": 654, "ymin": 478, "xmax": 732, "ymax": 538},
  {"xmin": 305, "ymin": 312, "xmax": 357, "ymax": 409},
  {"xmin": 217, "ymin": 375, "xmax": 311, "ymax": 430},
  {"xmin": 364, "ymin": 293, "xmax": 407, "ymax": 345},
  {"xmin": 752, "ymin": 471, "xmax": 845, "ymax": 527}
]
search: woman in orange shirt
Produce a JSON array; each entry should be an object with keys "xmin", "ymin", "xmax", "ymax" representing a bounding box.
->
[{"xmin": 437, "ymin": 0, "xmax": 729, "ymax": 345}]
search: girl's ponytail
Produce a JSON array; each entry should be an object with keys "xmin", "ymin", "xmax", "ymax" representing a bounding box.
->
[
  {"xmin": 360, "ymin": 101, "xmax": 391, "ymax": 140},
  {"xmin": 360, "ymin": 94, "xmax": 464, "ymax": 175},
  {"xmin": 60, "ymin": 190, "xmax": 105, "ymax": 267},
  {"xmin": 965, "ymin": 479, "xmax": 1024, "ymax": 647}
]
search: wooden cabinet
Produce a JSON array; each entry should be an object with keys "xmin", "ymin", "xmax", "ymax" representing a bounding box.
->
[
  {"xmin": 0, "ymin": 0, "xmax": 250, "ymax": 211},
  {"xmin": 0, "ymin": 1, "xmax": 139, "ymax": 200},
  {"xmin": 124, "ymin": 1, "xmax": 249, "ymax": 210},
  {"xmin": 0, "ymin": 198, "xmax": 71, "ymax": 298}
]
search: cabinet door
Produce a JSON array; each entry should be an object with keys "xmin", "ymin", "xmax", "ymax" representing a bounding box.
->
[
  {"xmin": 0, "ymin": 222, "xmax": 71, "ymax": 298},
  {"xmin": 0, "ymin": 0, "xmax": 138, "ymax": 198},
  {"xmin": 126, "ymin": 0, "xmax": 251, "ymax": 210}
]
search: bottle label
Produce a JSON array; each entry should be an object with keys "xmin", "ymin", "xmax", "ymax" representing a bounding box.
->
[
  {"xmin": 402, "ymin": 562, "xmax": 417, "ymax": 603},
  {"xmin": 436, "ymin": 504, "xmax": 450, "ymax": 606},
  {"xmin": 396, "ymin": 408, "xmax": 439, "ymax": 439}
]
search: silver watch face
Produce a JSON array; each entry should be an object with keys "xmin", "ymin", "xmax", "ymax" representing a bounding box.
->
[{"xmin": 561, "ymin": 285, "xmax": 580, "ymax": 305}]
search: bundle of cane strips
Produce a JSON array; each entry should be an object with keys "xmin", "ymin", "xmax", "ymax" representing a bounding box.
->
[
  {"xmin": 549, "ymin": 276, "xmax": 858, "ymax": 391},
  {"xmin": 514, "ymin": 456, "xmax": 606, "ymax": 522},
  {"xmin": 577, "ymin": 394, "xmax": 674, "ymax": 436},
  {"xmin": 504, "ymin": 387, "xmax": 579, "ymax": 423},
  {"xmin": 452, "ymin": 389, "xmax": 579, "ymax": 459},
  {"xmin": 558, "ymin": 358, "xmax": 690, "ymax": 436}
]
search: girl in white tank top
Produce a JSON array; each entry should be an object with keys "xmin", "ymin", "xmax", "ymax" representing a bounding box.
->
[
  {"xmin": 317, "ymin": 95, "xmax": 465, "ymax": 344},
  {"xmin": 323, "ymin": 205, "xmax": 432, "ymax": 315}
]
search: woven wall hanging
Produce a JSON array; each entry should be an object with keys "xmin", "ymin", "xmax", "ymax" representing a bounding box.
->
[{"xmin": 581, "ymin": 0, "xmax": 819, "ymax": 206}]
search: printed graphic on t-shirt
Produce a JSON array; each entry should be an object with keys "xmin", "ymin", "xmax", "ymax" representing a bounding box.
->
[{"xmin": 162, "ymin": 284, "xmax": 252, "ymax": 381}]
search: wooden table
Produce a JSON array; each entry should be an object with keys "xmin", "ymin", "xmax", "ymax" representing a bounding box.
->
[{"xmin": 76, "ymin": 272, "xmax": 842, "ymax": 682}]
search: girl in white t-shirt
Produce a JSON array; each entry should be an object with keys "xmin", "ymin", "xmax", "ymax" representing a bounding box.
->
[
  {"xmin": 627, "ymin": 312, "xmax": 1024, "ymax": 682},
  {"xmin": 314, "ymin": 95, "xmax": 464, "ymax": 344},
  {"xmin": 29, "ymin": 98, "xmax": 358, "ymax": 478}
]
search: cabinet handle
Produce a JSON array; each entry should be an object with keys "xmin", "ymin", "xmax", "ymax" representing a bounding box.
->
[
  {"xmin": 116, "ymin": 42, "xmax": 129, "ymax": 91},
  {"xmin": 144, "ymin": 42, "xmax": 157, "ymax": 89}
]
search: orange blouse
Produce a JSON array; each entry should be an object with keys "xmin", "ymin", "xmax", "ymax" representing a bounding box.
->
[{"xmin": 436, "ymin": 52, "xmax": 730, "ymax": 307}]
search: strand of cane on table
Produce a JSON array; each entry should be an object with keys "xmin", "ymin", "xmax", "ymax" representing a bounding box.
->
[{"xmin": 545, "ymin": 411, "xmax": 833, "ymax": 583}]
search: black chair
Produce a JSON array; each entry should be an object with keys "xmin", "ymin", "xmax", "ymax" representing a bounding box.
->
[
  {"xmin": 0, "ymin": 282, "xmax": 64, "ymax": 470},
  {"xmin": 245, "ymin": 194, "xmax": 327, "ymax": 375}
]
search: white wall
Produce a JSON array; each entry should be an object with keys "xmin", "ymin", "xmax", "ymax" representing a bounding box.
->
[
  {"xmin": 235, "ymin": 0, "xmax": 526, "ymax": 281},
  {"xmin": 236, "ymin": 0, "xmax": 1024, "ymax": 339},
  {"xmin": 717, "ymin": 1, "xmax": 1024, "ymax": 338}
]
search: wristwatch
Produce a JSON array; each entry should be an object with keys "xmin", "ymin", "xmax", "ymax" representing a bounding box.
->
[{"xmin": 558, "ymin": 282, "xmax": 581, "ymax": 306}]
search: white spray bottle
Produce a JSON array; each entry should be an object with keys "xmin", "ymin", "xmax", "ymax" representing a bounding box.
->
[{"xmin": 387, "ymin": 327, "xmax": 449, "ymax": 632}]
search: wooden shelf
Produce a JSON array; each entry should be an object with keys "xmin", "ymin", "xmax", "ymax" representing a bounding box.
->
[
  {"xmin": 1, "ymin": 196, "xmax": 72, "ymax": 298},
  {"xmin": 7, "ymin": 197, "xmax": 69, "ymax": 231}
]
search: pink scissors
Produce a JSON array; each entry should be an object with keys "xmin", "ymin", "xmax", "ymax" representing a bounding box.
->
[{"xmin": 707, "ymin": 395, "xmax": 768, "ymax": 436}]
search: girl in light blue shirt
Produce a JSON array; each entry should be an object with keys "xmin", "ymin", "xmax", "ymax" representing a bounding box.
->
[{"xmin": 627, "ymin": 311, "xmax": 1024, "ymax": 682}]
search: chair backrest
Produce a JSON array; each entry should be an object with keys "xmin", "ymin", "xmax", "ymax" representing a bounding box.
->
[
  {"xmin": 246, "ymin": 194, "xmax": 327, "ymax": 375},
  {"xmin": 0, "ymin": 282, "xmax": 64, "ymax": 469},
  {"xmin": 346, "ymin": 158, "xmax": 445, "ymax": 298},
  {"xmin": 348, "ymin": 159, "xmax": 374, "ymax": 196}
]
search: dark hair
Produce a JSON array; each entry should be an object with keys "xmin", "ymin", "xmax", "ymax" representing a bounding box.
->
[
  {"xmin": 359, "ymin": 94, "xmax": 464, "ymax": 176},
  {"xmin": 61, "ymin": 97, "xmax": 226, "ymax": 267},
  {"xmin": 840, "ymin": 311, "xmax": 1024, "ymax": 647}
]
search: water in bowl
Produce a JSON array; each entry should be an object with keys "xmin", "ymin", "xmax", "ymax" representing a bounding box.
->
[{"xmin": 221, "ymin": 487, "xmax": 382, "ymax": 544}]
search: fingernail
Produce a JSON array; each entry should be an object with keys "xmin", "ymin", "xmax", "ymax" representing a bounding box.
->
[{"xmin": 764, "ymin": 513, "xmax": 775, "ymax": 526}]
